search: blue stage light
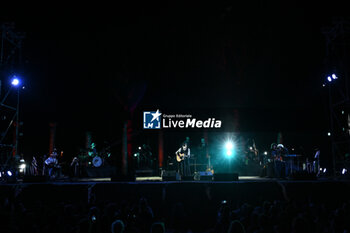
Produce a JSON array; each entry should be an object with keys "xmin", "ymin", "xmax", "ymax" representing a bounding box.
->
[
  {"xmin": 7, "ymin": 171, "xmax": 12, "ymax": 176},
  {"xmin": 332, "ymin": 74, "xmax": 338, "ymax": 80},
  {"xmin": 11, "ymin": 77, "xmax": 20, "ymax": 86},
  {"xmin": 327, "ymin": 76, "xmax": 332, "ymax": 82}
]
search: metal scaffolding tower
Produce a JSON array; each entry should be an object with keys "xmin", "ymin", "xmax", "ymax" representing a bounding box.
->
[
  {"xmin": 0, "ymin": 22, "xmax": 25, "ymax": 161},
  {"xmin": 322, "ymin": 18, "xmax": 350, "ymax": 176}
]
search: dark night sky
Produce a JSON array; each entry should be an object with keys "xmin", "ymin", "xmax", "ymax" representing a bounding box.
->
[{"xmin": 1, "ymin": 2, "xmax": 349, "ymax": 160}]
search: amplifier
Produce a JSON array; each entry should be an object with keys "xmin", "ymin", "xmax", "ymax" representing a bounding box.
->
[{"xmin": 161, "ymin": 170, "xmax": 179, "ymax": 181}]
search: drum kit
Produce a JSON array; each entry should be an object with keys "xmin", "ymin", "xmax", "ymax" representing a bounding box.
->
[
  {"xmin": 77, "ymin": 150, "xmax": 107, "ymax": 168},
  {"xmin": 92, "ymin": 155, "xmax": 103, "ymax": 167}
]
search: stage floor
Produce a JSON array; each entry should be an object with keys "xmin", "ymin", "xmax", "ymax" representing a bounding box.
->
[
  {"xmin": 76, "ymin": 176, "xmax": 309, "ymax": 183},
  {"xmin": 4, "ymin": 175, "xmax": 348, "ymax": 185},
  {"xmin": 1, "ymin": 175, "xmax": 350, "ymax": 214}
]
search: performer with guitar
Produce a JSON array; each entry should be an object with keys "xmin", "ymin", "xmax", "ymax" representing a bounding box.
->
[
  {"xmin": 271, "ymin": 143, "xmax": 288, "ymax": 178},
  {"xmin": 175, "ymin": 142, "xmax": 191, "ymax": 178},
  {"xmin": 44, "ymin": 152, "xmax": 61, "ymax": 179}
]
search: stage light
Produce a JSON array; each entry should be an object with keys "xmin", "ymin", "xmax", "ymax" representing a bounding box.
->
[
  {"xmin": 264, "ymin": 151, "xmax": 268, "ymax": 155},
  {"xmin": 332, "ymin": 74, "xmax": 338, "ymax": 80},
  {"xmin": 19, "ymin": 164, "xmax": 26, "ymax": 169},
  {"xmin": 323, "ymin": 168, "xmax": 327, "ymax": 173},
  {"xmin": 11, "ymin": 76, "xmax": 20, "ymax": 86},
  {"xmin": 327, "ymin": 76, "xmax": 332, "ymax": 82},
  {"xmin": 225, "ymin": 141, "xmax": 234, "ymax": 150},
  {"xmin": 11, "ymin": 78, "xmax": 19, "ymax": 86},
  {"xmin": 327, "ymin": 132, "xmax": 331, "ymax": 136},
  {"xmin": 134, "ymin": 153, "xmax": 138, "ymax": 157},
  {"xmin": 7, "ymin": 171, "xmax": 12, "ymax": 176},
  {"xmin": 138, "ymin": 146, "xmax": 141, "ymax": 150},
  {"xmin": 342, "ymin": 168, "xmax": 347, "ymax": 175},
  {"xmin": 322, "ymin": 84, "xmax": 326, "ymax": 87},
  {"xmin": 224, "ymin": 141, "xmax": 234, "ymax": 157}
]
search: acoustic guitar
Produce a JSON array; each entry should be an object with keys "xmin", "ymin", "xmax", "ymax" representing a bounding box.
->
[{"xmin": 176, "ymin": 152, "xmax": 189, "ymax": 162}]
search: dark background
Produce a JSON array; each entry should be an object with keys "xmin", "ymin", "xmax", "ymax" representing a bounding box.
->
[{"xmin": 1, "ymin": 1, "xmax": 348, "ymax": 165}]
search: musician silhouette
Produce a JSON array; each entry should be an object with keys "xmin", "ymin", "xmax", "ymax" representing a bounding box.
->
[
  {"xmin": 45, "ymin": 152, "xmax": 59, "ymax": 178},
  {"xmin": 175, "ymin": 142, "xmax": 191, "ymax": 178}
]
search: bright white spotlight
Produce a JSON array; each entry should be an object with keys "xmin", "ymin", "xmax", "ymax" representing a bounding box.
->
[
  {"xmin": 19, "ymin": 164, "xmax": 26, "ymax": 169},
  {"xmin": 323, "ymin": 168, "xmax": 327, "ymax": 173},
  {"xmin": 264, "ymin": 151, "xmax": 268, "ymax": 155},
  {"xmin": 225, "ymin": 141, "xmax": 234, "ymax": 150},
  {"xmin": 332, "ymin": 74, "xmax": 338, "ymax": 80},
  {"xmin": 327, "ymin": 132, "xmax": 331, "ymax": 136},
  {"xmin": 327, "ymin": 76, "xmax": 332, "ymax": 82},
  {"xmin": 7, "ymin": 171, "xmax": 12, "ymax": 176},
  {"xmin": 11, "ymin": 78, "xmax": 20, "ymax": 86},
  {"xmin": 342, "ymin": 168, "xmax": 347, "ymax": 175},
  {"xmin": 226, "ymin": 150, "xmax": 233, "ymax": 156}
]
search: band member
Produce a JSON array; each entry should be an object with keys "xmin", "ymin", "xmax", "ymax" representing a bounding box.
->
[
  {"xmin": 271, "ymin": 143, "xmax": 282, "ymax": 178},
  {"xmin": 277, "ymin": 144, "xmax": 290, "ymax": 177},
  {"xmin": 71, "ymin": 157, "xmax": 80, "ymax": 177},
  {"xmin": 45, "ymin": 152, "xmax": 60, "ymax": 178},
  {"xmin": 175, "ymin": 142, "xmax": 191, "ymax": 177},
  {"xmin": 273, "ymin": 143, "xmax": 288, "ymax": 178},
  {"xmin": 30, "ymin": 156, "xmax": 38, "ymax": 176}
]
